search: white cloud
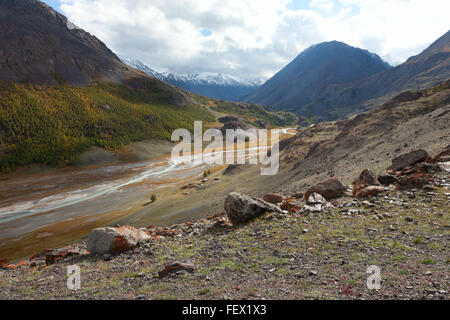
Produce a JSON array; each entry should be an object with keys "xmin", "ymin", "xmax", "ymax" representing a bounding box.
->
[
  {"xmin": 310, "ymin": 0, "xmax": 335, "ymax": 12},
  {"xmin": 58, "ymin": 0, "xmax": 450, "ymax": 80}
]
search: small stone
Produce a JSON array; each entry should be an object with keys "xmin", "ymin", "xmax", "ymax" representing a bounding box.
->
[
  {"xmin": 263, "ymin": 193, "xmax": 285, "ymax": 204},
  {"xmin": 158, "ymin": 261, "xmax": 196, "ymax": 278},
  {"xmin": 423, "ymin": 185, "xmax": 436, "ymax": 192},
  {"xmin": 103, "ymin": 253, "xmax": 112, "ymax": 261}
]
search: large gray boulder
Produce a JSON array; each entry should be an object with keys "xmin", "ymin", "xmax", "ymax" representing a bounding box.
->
[
  {"xmin": 388, "ymin": 149, "xmax": 430, "ymax": 171},
  {"xmin": 87, "ymin": 226, "xmax": 150, "ymax": 255},
  {"xmin": 224, "ymin": 192, "xmax": 282, "ymax": 225}
]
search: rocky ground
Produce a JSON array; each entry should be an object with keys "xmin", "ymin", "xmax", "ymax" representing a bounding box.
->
[{"xmin": 1, "ymin": 148, "xmax": 448, "ymax": 300}]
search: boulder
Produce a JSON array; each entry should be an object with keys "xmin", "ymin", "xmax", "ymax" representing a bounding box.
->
[
  {"xmin": 302, "ymin": 193, "xmax": 334, "ymax": 213},
  {"xmin": 397, "ymin": 174, "xmax": 431, "ymax": 190},
  {"xmin": 356, "ymin": 169, "xmax": 379, "ymax": 186},
  {"xmin": 4, "ymin": 260, "xmax": 28, "ymax": 270},
  {"xmin": 304, "ymin": 177, "xmax": 346, "ymax": 201},
  {"xmin": 30, "ymin": 246, "xmax": 88, "ymax": 265},
  {"xmin": 158, "ymin": 261, "xmax": 196, "ymax": 278},
  {"xmin": 263, "ymin": 193, "xmax": 285, "ymax": 204},
  {"xmin": 308, "ymin": 193, "xmax": 327, "ymax": 204},
  {"xmin": 87, "ymin": 226, "xmax": 151, "ymax": 255},
  {"xmin": 401, "ymin": 162, "xmax": 442, "ymax": 176},
  {"xmin": 303, "ymin": 193, "xmax": 327, "ymax": 212},
  {"xmin": 353, "ymin": 169, "xmax": 380, "ymax": 197},
  {"xmin": 280, "ymin": 198, "xmax": 302, "ymax": 213},
  {"xmin": 293, "ymin": 192, "xmax": 304, "ymax": 199},
  {"xmin": 224, "ymin": 192, "xmax": 282, "ymax": 225},
  {"xmin": 388, "ymin": 149, "xmax": 430, "ymax": 171},
  {"xmin": 354, "ymin": 186, "xmax": 387, "ymax": 198},
  {"xmin": 431, "ymin": 144, "xmax": 450, "ymax": 163},
  {"xmin": 0, "ymin": 258, "xmax": 9, "ymax": 270},
  {"xmin": 378, "ymin": 174, "xmax": 399, "ymax": 186}
]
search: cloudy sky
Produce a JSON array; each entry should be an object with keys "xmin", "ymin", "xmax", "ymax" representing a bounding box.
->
[{"xmin": 43, "ymin": 0, "xmax": 450, "ymax": 81}]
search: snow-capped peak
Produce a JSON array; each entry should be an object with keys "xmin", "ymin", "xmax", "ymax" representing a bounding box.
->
[
  {"xmin": 118, "ymin": 55, "xmax": 163, "ymax": 79},
  {"xmin": 162, "ymin": 72, "xmax": 262, "ymax": 87},
  {"xmin": 118, "ymin": 55, "xmax": 263, "ymax": 87}
]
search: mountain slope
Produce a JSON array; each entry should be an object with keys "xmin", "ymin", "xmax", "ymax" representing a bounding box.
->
[
  {"xmin": 325, "ymin": 30, "xmax": 450, "ymax": 117},
  {"xmin": 244, "ymin": 41, "xmax": 391, "ymax": 118},
  {"xmin": 119, "ymin": 56, "xmax": 261, "ymax": 101},
  {"xmin": 245, "ymin": 31, "xmax": 450, "ymax": 121},
  {"xmin": 0, "ymin": 0, "xmax": 146, "ymax": 86}
]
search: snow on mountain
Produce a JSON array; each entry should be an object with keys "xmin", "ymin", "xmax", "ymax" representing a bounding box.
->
[
  {"xmin": 162, "ymin": 72, "xmax": 263, "ymax": 87},
  {"xmin": 118, "ymin": 55, "xmax": 262, "ymax": 101},
  {"xmin": 118, "ymin": 55, "xmax": 163, "ymax": 79}
]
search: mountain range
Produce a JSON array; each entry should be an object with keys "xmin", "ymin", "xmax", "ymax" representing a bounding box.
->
[
  {"xmin": 245, "ymin": 31, "xmax": 450, "ymax": 121},
  {"xmin": 119, "ymin": 56, "xmax": 262, "ymax": 101}
]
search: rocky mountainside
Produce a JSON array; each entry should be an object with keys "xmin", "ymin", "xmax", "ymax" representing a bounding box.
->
[
  {"xmin": 321, "ymin": 30, "xmax": 450, "ymax": 119},
  {"xmin": 119, "ymin": 56, "xmax": 262, "ymax": 101},
  {"xmin": 245, "ymin": 31, "xmax": 450, "ymax": 121},
  {"xmin": 0, "ymin": 0, "xmax": 146, "ymax": 86},
  {"xmin": 244, "ymin": 41, "xmax": 391, "ymax": 119}
]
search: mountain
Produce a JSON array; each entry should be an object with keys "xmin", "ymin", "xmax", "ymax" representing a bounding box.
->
[
  {"xmin": 119, "ymin": 56, "xmax": 262, "ymax": 101},
  {"xmin": 326, "ymin": 30, "xmax": 450, "ymax": 116},
  {"xmin": 244, "ymin": 41, "xmax": 391, "ymax": 119},
  {"xmin": 245, "ymin": 31, "xmax": 450, "ymax": 121},
  {"xmin": 0, "ymin": 0, "xmax": 147, "ymax": 86}
]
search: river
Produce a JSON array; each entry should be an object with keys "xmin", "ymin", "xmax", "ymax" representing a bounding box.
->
[{"xmin": 0, "ymin": 128, "xmax": 296, "ymax": 261}]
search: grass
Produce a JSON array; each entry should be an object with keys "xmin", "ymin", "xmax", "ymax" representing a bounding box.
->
[{"xmin": 421, "ymin": 258, "xmax": 437, "ymax": 265}]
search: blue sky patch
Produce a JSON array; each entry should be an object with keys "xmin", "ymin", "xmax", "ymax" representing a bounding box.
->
[
  {"xmin": 42, "ymin": 0, "xmax": 61, "ymax": 11},
  {"xmin": 200, "ymin": 29, "xmax": 212, "ymax": 37}
]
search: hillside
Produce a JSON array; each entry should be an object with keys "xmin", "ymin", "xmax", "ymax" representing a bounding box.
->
[
  {"xmin": 0, "ymin": 0, "xmax": 144, "ymax": 86},
  {"xmin": 244, "ymin": 41, "xmax": 391, "ymax": 119},
  {"xmin": 0, "ymin": 80, "xmax": 215, "ymax": 172},
  {"xmin": 318, "ymin": 30, "xmax": 450, "ymax": 120},
  {"xmin": 245, "ymin": 31, "xmax": 450, "ymax": 121}
]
